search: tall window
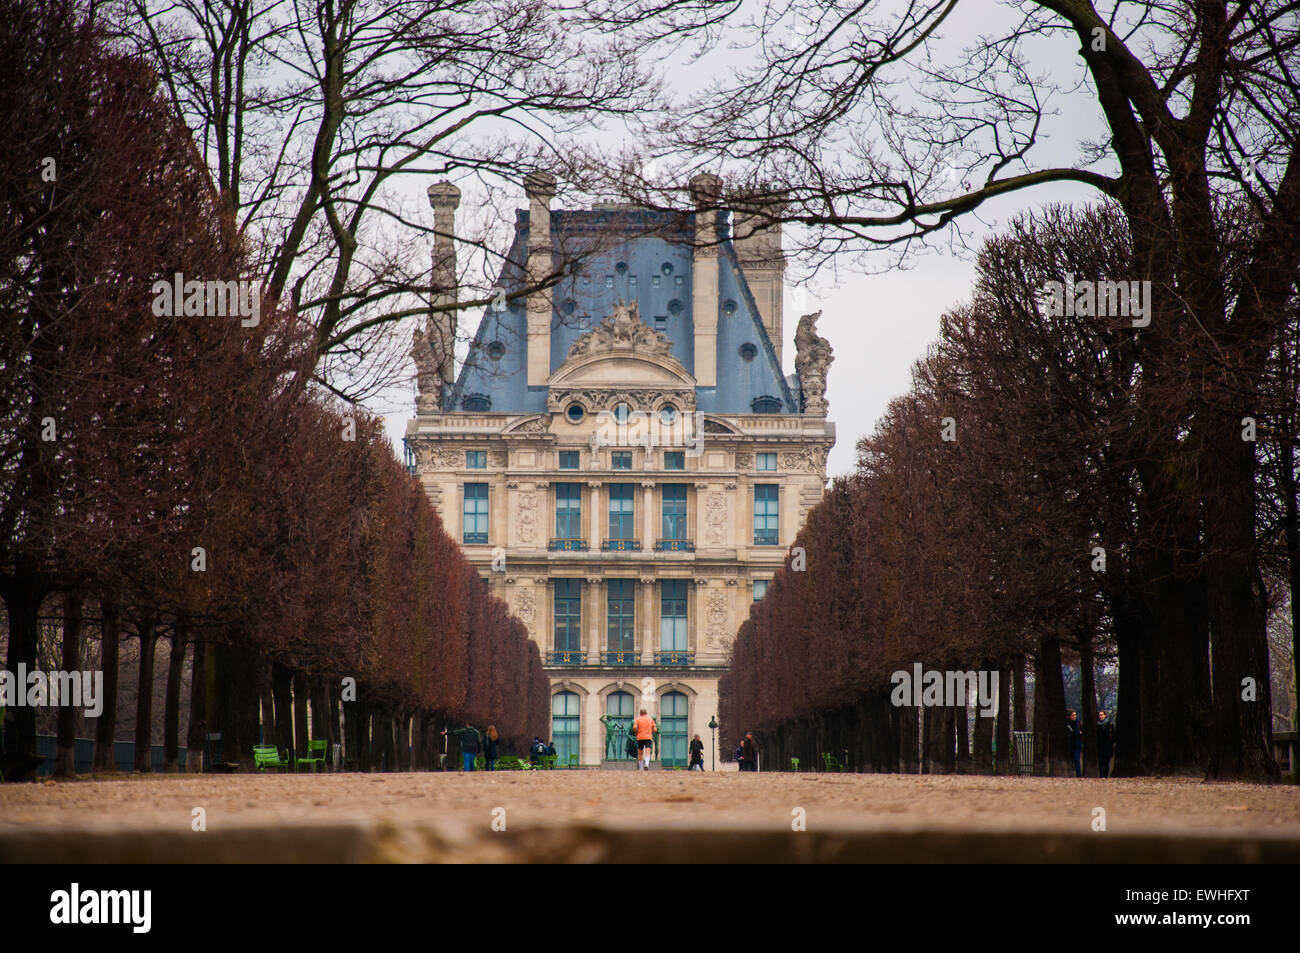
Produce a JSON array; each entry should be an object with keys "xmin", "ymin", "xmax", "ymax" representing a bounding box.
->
[
  {"xmin": 663, "ymin": 450, "xmax": 685, "ymax": 470},
  {"xmin": 605, "ymin": 691, "xmax": 634, "ymax": 759},
  {"xmin": 753, "ymin": 579, "xmax": 769, "ymax": 602},
  {"xmin": 554, "ymin": 579, "xmax": 582, "ymax": 653},
  {"xmin": 660, "ymin": 692, "xmax": 688, "ymax": 767},
  {"xmin": 466, "ymin": 450, "xmax": 487, "ymax": 469},
  {"xmin": 555, "ymin": 483, "xmax": 582, "ymax": 539},
  {"xmin": 552, "ymin": 692, "xmax": 580, "ymax": 765},
  {"xmin": 754, "ymin": 484, "xmax": 779, "ymax": 545},
  {"xmin": 608, "ymin": 484, "xmax": 635, "ymax": 540},
  {"xmin": 463, "ymin": 484, "xmax": 488, "ymax": 544},
  {"xmin": 611, "ymin": 450, "xmax": 633, "ymax": 470},
  {"xmin": 662, "ymin": 484, "xmax": 687, "ymax": 540},
  {"xmin": 559, "ymin": 450, "xmax": 579, "ymax": 470},
  {"xmin": 660, "ymin": 580, "xmax": 688, "ymax": 651},
  {"xmin": 607, "ymin": 579, "xmax": 635, "ymax": 652}
]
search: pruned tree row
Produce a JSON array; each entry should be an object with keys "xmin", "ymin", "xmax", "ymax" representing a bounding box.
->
[
  {"xmin": 721, "ymin": 203, "xmax": 1298, "ymax": 781},
  {"xmin": 0, "ymin": 0, "xmax": 547, "ymax": 776}
]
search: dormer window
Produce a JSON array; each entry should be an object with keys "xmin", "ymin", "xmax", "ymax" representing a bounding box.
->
[{"xmin": 751, "ymin": 396, "xmax": 782, "ymax": 414}]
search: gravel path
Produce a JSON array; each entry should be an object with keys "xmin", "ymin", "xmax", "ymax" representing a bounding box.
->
[{"xmin": 3, "ymin": 771, "xmax": 1298, "ymax": 838}]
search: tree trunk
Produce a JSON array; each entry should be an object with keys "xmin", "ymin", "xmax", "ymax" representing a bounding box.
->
[
  {"xmin": 292, "ymin": 670, "xmax": 310, "ymax": 758},
  {"xmin": 132, "ymin": 618, "xmax": 158, "ymax": 773},
  {"xmin": 186, "ymin": 637, "xmax": 208, "ymax": 772},
  {"xmin": 1079, "ymin": 633, "xmax": 1099, "ymax": 778},
  {"xmin": 1, "ymin": 575, "xmax": 46, "ymax": 761},
  {"xmin": 271, "ymin": 662, "xmax": 294, "ymax": 759},
  {"xmin": 309, "ymin": 675, "xmax": 332, "ymax": 751},
  {"xmin": 54, "ymin": 591, "xmax": 83, "ymax": 778},
  {"xmin": 995, "ymin": 663, "xmax": 1011, "ymax": 775},
  {"xmin": 163, "ymin": 623, "xmax": 188, "ymax": 772},
  {"xmin": 1112, "ymin": 588, "xmax": 1145, "ymax": 777},
  {"xmin": 93, "ymin": 601, "xmax": 121, "ymax": 772},
  {"xmin": 1034, "ymin": 637, "xmax": 1071, "ymax": 777},
  {"xmin": 395, "ymin": 707, "xmax": 411, "ymax": 771}
]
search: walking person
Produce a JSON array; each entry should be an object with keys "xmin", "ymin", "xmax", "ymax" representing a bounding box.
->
[
  {"xmin": 1096, "ymin": 710, "xmax": 1115, "ymax": 779},
  {"xmin": 1066, "ymin": 710, "xmax": 1082, "ymax": 777},
  {"xmin": 484, "ymin": 725, "xmax": 500, "ymax": 771},
  {"xmin": 741, "ymin": 732, "xmax": 759, "ymax": 772},
  {"xmin": 689, "ymin": 734, "xmax": 705, "ymax": 771},
  {"xmin": 632, "ymin": 708, "xmax": 657, "ymax": 771},
  {"xmin": 449, "ymin": 724, "xmax": 481, "ymax": 772},
  {"xmin": 734, "ymin": 739, "xmax": 745, "ymax": 772}
]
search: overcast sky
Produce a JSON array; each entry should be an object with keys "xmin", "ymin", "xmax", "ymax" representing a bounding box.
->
[{"xmin": 376, "ymin": 1, "xmax": 1114, "ymax": 482}]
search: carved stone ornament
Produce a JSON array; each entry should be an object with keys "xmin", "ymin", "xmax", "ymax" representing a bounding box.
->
[
  {"xmin": 734, "ymin": 451, "xmax": 754, "ymax": 469},
  {"xmin": 705, "ymin": 491, "xmax": 728, "ymax": 545},
  {"xmin": 780, "ymin": 444, "xmax": 831, "ymax": 474},
  {"xmin": 567, "ymin": 299, "xmax": 675, "ymax": 359},
  {"xmin": 411, "ymin": 325, "xmax": 440, "ymax": 413},
  {"xmin": 705, "ymin": 589, "xmax": 730, "ymax": 649},
  {"xmin": 794, "ymin": 310, "xmax": 834, "ymax": 416},
  {"xmin": 515, "ymin": 490, "xmax": 537, "ymax": 544},
  {"xmin": 548, "ymin": 387, "xmax": 696, "ymax": 414},
  {"xmin": 506, "ymin": 416, "xmax": 549, "ymax": 435},
  {"xmin": 515, "ymin": 587, "xmax": 537, "ymax": 632}
]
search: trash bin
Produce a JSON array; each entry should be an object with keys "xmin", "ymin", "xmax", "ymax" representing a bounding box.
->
[{"xmin": 1013, "ymin": 730, "xmax": 1034, "ymax": 775}]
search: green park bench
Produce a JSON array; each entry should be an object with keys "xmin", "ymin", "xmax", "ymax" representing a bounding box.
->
[
  {"xmin": 296, "ymin": 739, "xmax": 328, "ymax": 772},
  {"xmin": 253, "ymin": 745, "xmax": 290, "ymax": 772},
  {"xmin": 538, "ymin": 754, "xmax": 557, "ymax": 770},
  {"xmin": 820, "ymin": 751, "xmax": 843, "ymax": 772}
]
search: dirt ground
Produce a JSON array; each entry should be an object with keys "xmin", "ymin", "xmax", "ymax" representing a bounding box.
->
[{"xmin": 3, "ymin": 770, "xmax": 1298, "ymax": 839}]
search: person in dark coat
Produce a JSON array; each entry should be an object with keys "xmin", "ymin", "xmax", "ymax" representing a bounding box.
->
[
  {"xmin": 450, "ymin": 725, "xmax": 481, "ymax": 772},
  {"xmin": 741, "ymin": 732, "xmax": 758, "ymax": 772},
  {"xmin": 484, "ymin": 725, "xmax": 500, "ymax": 771},
  {"xmin": 689, "ymin": 734, "xmax": 705, "ymax": 771},
  {"xmin": 1096, "ymin": 710, "xmax": 1115, "ymax": 778},
  {"xmin": 1066, "ymin": 710, "xmax": 1082, "ymax": 777},
  {"xmin": 734, "ymin": 740, "xmax": 745, "ymax": 771}
]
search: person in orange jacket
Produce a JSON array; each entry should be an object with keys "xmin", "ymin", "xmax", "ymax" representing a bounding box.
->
[{"xmin": 632, "ymin": 708, "xmax": 657, "ymax": 771}]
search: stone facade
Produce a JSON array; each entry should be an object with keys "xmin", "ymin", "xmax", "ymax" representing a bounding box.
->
[{"xmin": 406, "ymin": 176, "xmax": 834, "ymax": 767}]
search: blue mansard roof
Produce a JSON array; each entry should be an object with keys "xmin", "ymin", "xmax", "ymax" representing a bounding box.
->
[{"xmin": 447, "ymin": 208, "xmax": 799, "ymax": 414}]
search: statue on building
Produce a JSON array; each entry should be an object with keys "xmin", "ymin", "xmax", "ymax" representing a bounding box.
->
[
  {"xmin": 411, "ymin": 322, "xmax": 440, "ymax": 413},
  {"xmin": 794, "ymin": 310, "xmax": 833, "ymax": 416}
]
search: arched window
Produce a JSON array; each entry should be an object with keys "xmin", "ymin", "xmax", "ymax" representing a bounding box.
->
[
  {"xmin": 660, "ymin": 692, "xmax": 688, "ymax": 768},
  {"xmin": 552, "ymin": 692, "xmax": 580, "ymax": 766},
  {"xmin": 750, "ymin": 395, "xmax": 782, "ymax": 414},
  {"xmin": 462, "ymin": 394, "xmax": 491, "ymax": 412},
  {"xmin": 605, "ymin": 691, "xmax": 635, "ymax": 760}
]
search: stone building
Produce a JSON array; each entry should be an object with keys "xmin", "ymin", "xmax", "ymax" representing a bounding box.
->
[{"xmin": 405, "ymin": 173, "xmax": 835, "ymax": 767}]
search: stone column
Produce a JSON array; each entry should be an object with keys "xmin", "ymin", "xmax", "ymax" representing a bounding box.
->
[
  {"xmin": 640, "ymin": 577, "xmax": 656, "ymax": 665},
  {"xmin": 524, "ymin": 171, "xmax": 556, "ymax": 386},
  {"xmin": 587, "ymin": 577, "xmax": 602, "ymax": 662},
  {"xmin": 641, "ymin": 480, "xmax": 655, "ymax": 549},
  {"xmin": 689, "ymin": 173, "xmax": 722, "ymax": 387},
  {"xmin": 588, "ymin": 480, "xmax": 602, "ymax": 549}
]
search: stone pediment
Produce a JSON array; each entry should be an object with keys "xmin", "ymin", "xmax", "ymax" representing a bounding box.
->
[{"xmin": 550, "ymin": 300, "xmax": 696, "ymax": 401}]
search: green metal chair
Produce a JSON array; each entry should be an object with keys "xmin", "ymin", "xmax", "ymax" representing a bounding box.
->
[
  {"xmin": 253, "ymin": 744, "xmax": 291, "ymax": 772},
  {"xmin": 790, "ymin": 757, "xmax": 800, "ymax": 772},
  {"xmin": 820, "ymin": 751, "xmax": 843, "ymax": 772},
  {"xmin": 296, "ymin": 739, "xmax": 329, "ymax": 772},
  {"xmin": 568, "ymin": 753, "xmax": 579, "ymax": 769}
]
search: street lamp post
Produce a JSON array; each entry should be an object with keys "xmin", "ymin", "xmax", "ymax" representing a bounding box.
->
[{"xmin": 708, "ymin": 716, "xmax": 718, "ymax": 772}]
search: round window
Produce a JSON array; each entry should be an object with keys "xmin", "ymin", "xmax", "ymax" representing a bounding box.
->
[
  {"xmin": 722, "ymin": 298, "xmax": 738, "ymax": 316},
  {"xmin": 612, "ymin": 402, "xmax": 631, "ymax": 422},
  {"xmin": 566, "ymin": 404, "xmax": 585, "ymax": 423},
  {"xmin": 486, "ymin": 341, "xmax": 506, "ymax": 361},
  {"xmin": 668, "ymin": 298, "xmax": 683, "ymax": 315},
  {"xmin": 661, "ymin": 262, "xmax": 674, "ymax": 275},
  {"xmin": 659, "ymin": 404, "xmax": 679, "ymax": 423},
  {"xmin": 739, "ymin": 343, "xmax": 757, "ymax": 362},
  {"xmin": 561, "ymin": 298, "xmax": 576, "ymax": 315},
  {"xmin": 615, "ymin": 261, "xmax": 629, "ymax": 274}
]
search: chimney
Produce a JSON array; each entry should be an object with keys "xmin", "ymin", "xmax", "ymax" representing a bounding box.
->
[
  {"xmin": 689, "ymin": 172, "xmax": 723, "ymax": 388},
  {"xmin": 731, "ymin": 186, "xmax": 787, "ymax": 364},
  {"xmin": 524, "ymin": 170, "xmax": 557, "ymax": 387},
  {"xmin": 426, "ymin": 181, "xmax": 460, "ymax": 387}
]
